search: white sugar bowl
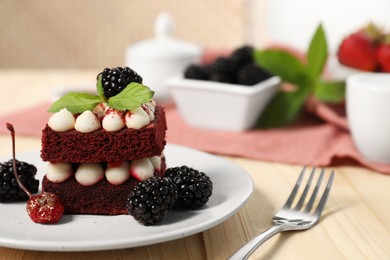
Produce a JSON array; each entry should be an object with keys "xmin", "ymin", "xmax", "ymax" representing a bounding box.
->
[{"xmin": 125, "ymin": 13, "xmax": 202, "ymax": 103}]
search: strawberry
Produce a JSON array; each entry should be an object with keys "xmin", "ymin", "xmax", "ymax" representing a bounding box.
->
[
  {"xmin": 337, "ymin": 24, "xmax": 381, "ymax": 71},
  {"xmin": 376, "ymin": 34, "xmax": 390, "ymax": 72},
  {"xmin": 6, "ymin": 123, "xmax": 64, "ymax": 224}
]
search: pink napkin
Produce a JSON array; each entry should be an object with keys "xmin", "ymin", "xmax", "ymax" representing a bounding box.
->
[{"xmin": 1, "ymin": 100, "xmax": 390, "ymax": 175}]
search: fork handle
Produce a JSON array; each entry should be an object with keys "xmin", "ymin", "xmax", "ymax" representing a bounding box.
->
[{"xmin": 228, "ymin": 225, "xmax": 283, "ymax": 260}]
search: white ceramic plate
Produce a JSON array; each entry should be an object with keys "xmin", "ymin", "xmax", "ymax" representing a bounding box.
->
[{"xmin": 0, "ymin": 144, "xmax": 253, "ymax": 251}]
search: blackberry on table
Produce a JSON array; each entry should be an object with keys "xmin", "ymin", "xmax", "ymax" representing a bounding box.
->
[
  {"xmin": 184, "ymin": 64, "xmax": 210, "ymax": 80},
  {"xmin": 165, "ymin": 166, "xmax": 213, "ymax": 209},
  {"xmin": 0, "ymin": 159, "xmax": 39, "ymax": 203},
  {"xmin": 98, "ymin": 67, "xmax": 143, "ymax": 98},
  {"xmin": 127, "ymin": 176, "xmax": 178, "ymax": 225},
  {"xmin": 236, "ymin": 63, "xmax": 272, "ymax": 86}
]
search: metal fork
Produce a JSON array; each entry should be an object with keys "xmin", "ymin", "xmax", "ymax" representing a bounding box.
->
[{"xmin": 229, "ymin": 167, "xmax": 335, "ymax": 260}]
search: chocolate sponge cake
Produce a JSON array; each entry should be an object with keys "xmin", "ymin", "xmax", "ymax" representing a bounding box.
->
[{"xmin": 41, "ymin": 106, "xmax": 166, "ymax": 163}]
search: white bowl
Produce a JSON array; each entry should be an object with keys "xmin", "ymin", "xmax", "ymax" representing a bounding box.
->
[{"xmin": 166, "ymin": 75, "xmax": 281, "ymax": 131}]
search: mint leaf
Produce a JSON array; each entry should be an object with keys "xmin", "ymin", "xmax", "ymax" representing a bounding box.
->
[
  {"xmin": 108, "ymin": 83, "xmax": 154, "ymax": 111},
  {"xmin": 254, "ymin": 49, "xmax": 311, "ymax": 86},
  {"xmin": 307, "ymin": 24, "xmax": 328, "ymax": 79},
  {"xmin": 96, "ymin": 76, "xmax": 105, "ymax": 99},
  {"xmin": 253, "ymin": 23, "xmax": 335, "ymax": 127},
  {"xmin": 254, "ymin": 49, "xmax": 315, "ymax": 128},
  {"xmin": 314, "ymin": 80, "xmax": 345, "ymax": 103},
  {"xmin": 48, "ymin": 93, "xmax": 103, "ymax": 114},
  {"xmin": 257, "ymin": 85, "xmax": 311, "ymax": 128}
]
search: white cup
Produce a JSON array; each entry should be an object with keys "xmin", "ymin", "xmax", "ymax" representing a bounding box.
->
[{"xmin": 347, "ymin": 73, "xmax": 390, "ymax": 164}]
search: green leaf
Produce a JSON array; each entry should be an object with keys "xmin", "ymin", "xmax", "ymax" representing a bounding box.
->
[
  {"xmin": 257, "ymin": 85, "xmax": 312, "ymax": 128},
  {"xmin": 307, "ymin": 24, "xmax": 328, "ymax": 79},
  {"xmin": 108, "ymin": 83, "xmax": 154, "ymax": 111},
  {"xmin": 96, "ymin": 76, "xmax": 105, "ymax": 99},
  {"xmin": 254, "ymin": 49, "xmax": 312, "ymax": 86},
  {"xmin": 48, "ymin": 92, "xmax": 103, "ymax": 114},
  {"xmin": 314, "ymin": 80, "xmax": 345, "ymax": 103}
]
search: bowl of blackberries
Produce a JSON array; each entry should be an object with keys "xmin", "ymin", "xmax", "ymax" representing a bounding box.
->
[{"xmin": 166, "ymin": 46, "xmax": 281, "ymax": 131}]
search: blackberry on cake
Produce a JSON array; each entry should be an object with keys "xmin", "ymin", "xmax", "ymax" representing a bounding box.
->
[
  {"xmin": 98, "ymin": 67, "xmax": 143, "ymax": 98},
  {"xmin": 0, "ymin": 159, "xmax": 39, "ymax": 202},
  {"xmin": 127, "ymin": 176, "xmax": 178, "ymax": 225},
  {"xmin": 165, "ymin": 166, "xmax": 213, "ymax": 209}
]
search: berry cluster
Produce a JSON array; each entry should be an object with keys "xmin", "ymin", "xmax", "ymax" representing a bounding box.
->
[
  {"xmin": 184, "ymin": 46, "xmax": 272, "ymax": 86},
  {"xmin": 98, "ymin": 67, "xmax": 143, "ymax": 98},
  {"xmin": 338, "ymin": 23, "xmax": 390, "ymax": 72},
  {"xmin": 127, "ymin": 166, "xmax": 213, "ymax": 225},
  {"xmin": 0, "ymin": 159, "xmax": 39, "ymax": 202}
]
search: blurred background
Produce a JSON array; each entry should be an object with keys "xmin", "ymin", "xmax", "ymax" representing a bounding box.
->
[{"xmin": 1, "ymin": 0, "xmax": 389, "ymax": 69}]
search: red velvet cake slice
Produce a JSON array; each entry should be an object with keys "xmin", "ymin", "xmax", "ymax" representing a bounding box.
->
[{"xmin": 40, "ymin": 67, "xmax": 168, "ymax": 215}]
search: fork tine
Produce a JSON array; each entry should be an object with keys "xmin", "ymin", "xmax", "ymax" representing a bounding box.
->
[
  {"xmin": 314, "ymin": 170, "xmax": 335, "ymax": 216},
  {"xmin": 294, "ymin": 167, "xmax": 316, "ymax": 210},
  {"xmin": 304, "ymin": 168, "xmax": 325, "ymax": 213},
  {"xmin": 283, "ymin": 167, "xmax": 306, "ymax": 209}
]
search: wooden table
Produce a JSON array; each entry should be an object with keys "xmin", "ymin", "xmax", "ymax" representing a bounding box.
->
[{"xmin": 0, "ymin": 70, "xmax": 389, "ymax": 259}]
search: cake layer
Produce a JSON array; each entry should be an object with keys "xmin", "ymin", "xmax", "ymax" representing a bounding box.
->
[
  {"xmin": 42, "ymin": 160, "xmax": 166, "ymax": 215},
  {"xmin": 41, "ymin": 106, "xmax": 166, "ymax": 163}
]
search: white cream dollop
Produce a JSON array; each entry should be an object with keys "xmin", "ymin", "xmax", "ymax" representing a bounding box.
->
[
  {"xmin": 142, "ymin": 104, "xmax": 155, "ymax": 121},
  {"xmin": 102, "ymin": 109, "xmax": 125, "ymax": 132},
  {"xmin": 46, "ymin": 162, "xmax": 73, "ymax": 183},
  {"xmin": 75, "ymin": 110, "xmax": 101, "ymax": 133},
  {"xmin": 149, "ymin": 156, "xmax": 162, "ymax": 171},
  {"xmin": 93, "ymin": 103, "xmax": 108, "ymax": 119},
  {"xmin": 130, "ymin": 158, "xmax": 154, "ymax": 181},
  {"xmin": 125, "ymin": 107, "xmax": 151, "ymax": 130},
  {"xmin": 147, "ymin": 101, "xmax": 156, "ymax": 112},
  {"xmin": 48, "ymin": 108, "xmax": 75, "ymax": 132},
  {"xmin": 149, "ymin": 99, "xmax": 156, "ymax": 108},
  {"xmin": 75, "ymin": 163, "xmax": 104, "ymax": 186},
  {"xmin": 105, "ymin": 161, "xmax": 131, "ymax": 185}
]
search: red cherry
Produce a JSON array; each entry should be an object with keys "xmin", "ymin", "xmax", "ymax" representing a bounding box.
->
[
  {"xmin": 27, "ymin": 192, "xmax": 64, "ymax": 223},
  {"xmin": 6, "ymin": 123, "xmax": 64, "ymax": 224}
]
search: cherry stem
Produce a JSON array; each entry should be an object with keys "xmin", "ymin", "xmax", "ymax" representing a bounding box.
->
[{"xmin": 6, "ymin": 123, "xmax": 32, "ymax": 197}]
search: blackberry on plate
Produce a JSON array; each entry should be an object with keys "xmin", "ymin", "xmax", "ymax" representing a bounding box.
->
[
  {"xmin": 231, "ymin": 45, "xmax": 254, "ymax": 68},
  {"xmin": 236, "ymin": 63, "xmax": 272, "ymax": 86},
  {"xmin": 184, "ymin": 64, "xmax": 210, "ymax": 80},
  {"xmin": 165, "ymin": 166, "xmax": 213, "ymax": 209},
  {"xmin": 98, "ymin": 67, "xmax": 143, "ymax": 98},
  {"xmin": 0, "ymin": 159, "xmax": 39, "ymax": 203},
  {"xmin": 127, "ymin": 176, "xmax": 178, "ymax": 225}
]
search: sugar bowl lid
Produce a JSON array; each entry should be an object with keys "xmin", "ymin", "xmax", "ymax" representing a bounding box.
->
[{"xmin": 127, "ymin": 12, "xmax": 201, "ymax": 60}]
